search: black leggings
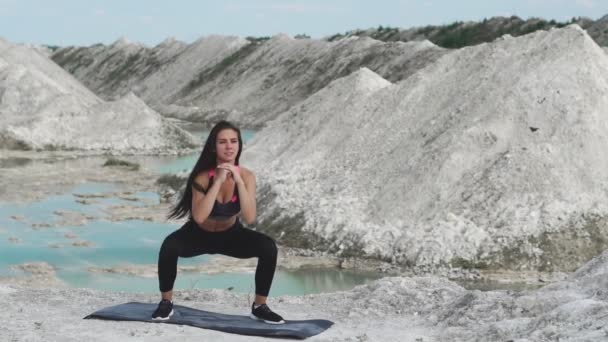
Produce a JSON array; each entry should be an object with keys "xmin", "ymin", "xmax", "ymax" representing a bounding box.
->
[{"xmin": 157, "ymin": 219, "xmax": 278, "ymax": 296}]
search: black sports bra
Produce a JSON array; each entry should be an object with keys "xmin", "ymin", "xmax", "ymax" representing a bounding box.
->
[{"xmin": 191, "ymin": 167, "xmax": 241, "ymax": 221}]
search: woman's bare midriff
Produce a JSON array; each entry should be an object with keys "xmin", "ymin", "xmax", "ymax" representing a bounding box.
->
[{"xmin": 197, "ymin": 216, "xmax": 237, "ymax": 232}]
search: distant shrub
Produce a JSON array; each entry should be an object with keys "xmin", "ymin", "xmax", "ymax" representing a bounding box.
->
[
  {"xmin": 45, "ymin": 45, "xmax": 61, "ymax": 52},
  {"xmin": 518, "ymin": 21, "xmax": 549, "ymax": 36},
  {"xmin": 245, "ymin": 36, "xmax": 270, "ymax": 43},
  {"xmin": 450, "ymin": 257, "xmax": 489, "ymax": 270},
  {"xmin": 294, "ymin": 34, "xmax": 310, "ymax": 39},
  {"xmin": 417, "ymin": 25, "xmax": 436, "ymax": 36},
  {"xmin": 13, "ymin": 140, "xmax": 32, "ymax": 151},
  {"xmin": 156, "ymin": 174, "xmax": 186, "ymax": 192},
  {"xmin": 327, "ymin": 33, "xmax": 345, "ymax": 42},
  {"xmin": 327, "ymin": 16, "xmax": 576, "ymax": 48},
  {"xmin": 103, "ymin": 158, "xmax": 140, "ymax": 171},
  {"xmin": 376, "ymin": 25, "xmax": 398, "ymax": 33},
  {"xmin": 0, "ymin": 157, "xmax": 32, "ymax": 168}
]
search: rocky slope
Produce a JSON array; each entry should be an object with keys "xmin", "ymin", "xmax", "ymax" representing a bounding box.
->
[
  {"xmin": 50, "ymin": 35, "xmax": 248, "ymax": 104},
  {"xmin": 51, "ymin": 35, "xmax": 447, "ymax": 127},
  {"xmin": 244, "ymin": 25, "xmax": 608, "ymax": 272},
  {"xmin": 585, "ymin": 14, "xmax": 608, "ymax": 46},
  {"xmin": 0, "ymin": 38, "xmax": 197, "ymax": 153}
]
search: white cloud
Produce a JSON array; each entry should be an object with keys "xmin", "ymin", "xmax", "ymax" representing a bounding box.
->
[
  {"xmin": 575, "ymin": 0, "xmax": 595, "ymax": 8},
  {"xmin": 525, "ymin": 0, "xmax": 597, "ymax": 10},
  {"xmin": 225, "ymin": 2, "xmax": 343, "ymax": 14},
  {"xmin": 93, "ymin": 8, "xmax": 105, "ymax": 17},
  {"xmin": 139, "ymin": 15, "xmax": 154, "ymax": 24},
  {"xmin": 527, "ymin": 0, "xmax": 595, "ymax": 10},
  {"xmin": 527, "ymin": 0, "xmax": 562, "ymax": 5},
  {"xmin": 268, "ymin": 3, "xmax": 343, "ymax": 13}
]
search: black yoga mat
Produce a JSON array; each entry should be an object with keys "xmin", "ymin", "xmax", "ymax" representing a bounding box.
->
[{"xmin": 84, "ymin": 302, "xmax": 333, "ymax": 340}]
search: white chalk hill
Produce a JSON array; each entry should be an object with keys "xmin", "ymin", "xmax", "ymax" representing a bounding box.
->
[
  {"xmin": 0, "ymin": 38, "xmax": 196, "ymax": 152},
  {"xmin": 178, "ymin": 35, "xmax": 444, "ymax": 127},
  {"xmin": 52, "ymin": 34, "xmax": 446, "ymax": 127},
  {"xmin": 245, "ymin": 25, "xmax": 608, "ymax": 270}
]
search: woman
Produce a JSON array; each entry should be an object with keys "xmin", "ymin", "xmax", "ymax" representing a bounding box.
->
[{"xmin": 152, "ymin": 120, "xmax": 284, "ymax": 324}]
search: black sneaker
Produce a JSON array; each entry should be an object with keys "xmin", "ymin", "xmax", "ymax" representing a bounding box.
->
[
  {"xmin": 152, "ymin": 299, "xmax": 174, "ymax": 320},
  {"xmin": 250, "ymin": 303, "xmax": 285, "ymax": 324}
]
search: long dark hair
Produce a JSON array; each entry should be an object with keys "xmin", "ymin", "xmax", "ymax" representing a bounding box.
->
[{"xmin": 168, "ymin": 120, "xmax": 243, "ymax": 220}]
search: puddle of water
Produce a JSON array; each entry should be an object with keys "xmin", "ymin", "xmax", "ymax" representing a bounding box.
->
[{"xmin": 61, "ymin": 267, "xmax": 382, "ymax": 295}]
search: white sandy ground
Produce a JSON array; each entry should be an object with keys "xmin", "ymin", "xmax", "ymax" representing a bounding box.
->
[{"xmin": 3, "ymin": 248, "xmax": 608, "ymax": 342}]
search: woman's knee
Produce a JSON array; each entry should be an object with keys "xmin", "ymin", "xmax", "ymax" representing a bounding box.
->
[
  {"xmin": 159, "ymin": 234, "xmax": 182, "ymax": 258},
  {"xmin": 259, "ymin": 235, "xmax": 277, "ymax": 259}
]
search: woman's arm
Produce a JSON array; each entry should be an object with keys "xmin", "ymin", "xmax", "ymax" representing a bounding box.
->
[
  {"xmin": 191, "ymin": 171, "xmax": 226, "ymax": 225},
  {"xmin": 236, "ymin": 168, "xmax": 257, "ymax": 224}
]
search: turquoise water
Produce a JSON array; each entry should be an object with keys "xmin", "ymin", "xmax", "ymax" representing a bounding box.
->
[
  {"xmin": 134, "ymin": 129, "xmax": 256, "ymax": 174},
  {"xmin": 0, "ymin": 186, "xmax": 380, "ymax": 295},
  {"xmin": 0, "ymin": 129, "xmax": 382, "ymax": 295}
]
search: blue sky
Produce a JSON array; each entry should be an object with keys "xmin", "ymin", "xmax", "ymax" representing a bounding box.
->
[{"xmin": 0, "ymin": 0, "xmax": 605, "ymax": 46}]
